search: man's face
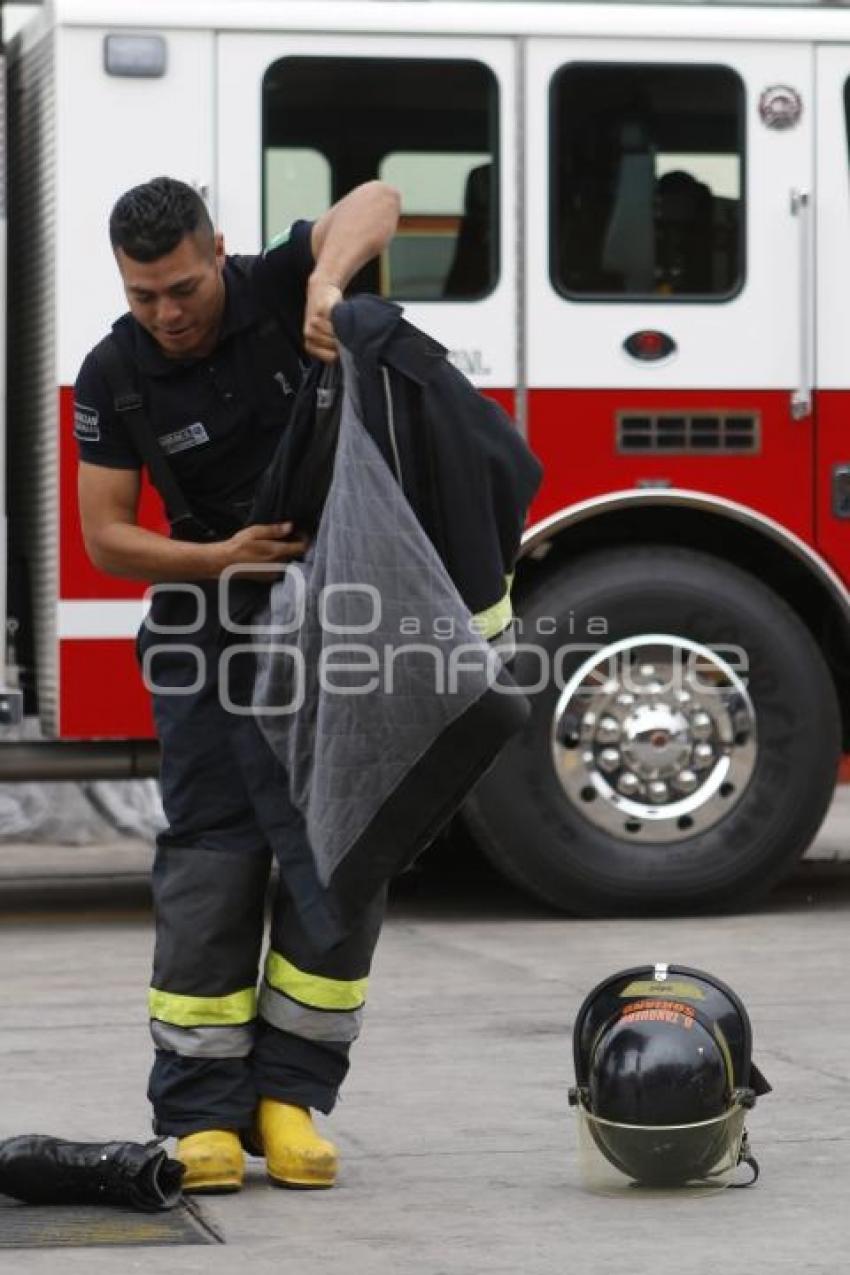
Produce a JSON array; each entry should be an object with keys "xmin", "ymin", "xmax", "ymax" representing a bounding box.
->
[{"xmin": 115, "ymin": 230, "xmax": 226, "ymax": 359}]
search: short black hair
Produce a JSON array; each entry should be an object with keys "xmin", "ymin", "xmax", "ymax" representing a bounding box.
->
[{"xmin": 109, "ymin": 176, "xmax": 214, "ymax": 262}]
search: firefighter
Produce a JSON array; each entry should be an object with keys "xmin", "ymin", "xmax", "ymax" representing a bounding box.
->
[{"xmin": 73, "ymin": 175, "xmax": 400, "ymax": 1191}]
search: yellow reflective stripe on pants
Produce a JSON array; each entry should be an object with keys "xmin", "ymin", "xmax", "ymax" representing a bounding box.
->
[
  {"xmin": 264, "ymin": 951, "xmax": 367, "ymax": 1011},
  {"xmin": 148, "ymin": 986, "xmax": 257, "ymax": 1028},
  {"xmin": 472, "ymin": 575, "xmax": 514, "ymax": 640}
]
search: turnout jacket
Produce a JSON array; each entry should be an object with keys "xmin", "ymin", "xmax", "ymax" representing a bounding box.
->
[{"xmin": 249, "ymin": 296, "xmax": 543, "ymax": 938}]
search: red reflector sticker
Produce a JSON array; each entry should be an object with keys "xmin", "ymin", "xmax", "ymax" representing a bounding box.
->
[{"xmin": 624, "ymin": 330, "xmax": 676, "ymax": 362}]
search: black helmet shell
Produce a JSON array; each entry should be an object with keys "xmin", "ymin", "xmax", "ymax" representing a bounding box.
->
[
  {"xmin": 589, "ymin": 1007, "xmax": 729, "ymax": 1127},
  {"xmin": 574, "ymin": 965, "xmax": 759, "ymax": 1099}
]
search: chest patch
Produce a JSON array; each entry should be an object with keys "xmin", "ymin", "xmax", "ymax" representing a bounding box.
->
[{"xmin": 158, "ymin": 422, "xmax": 211, "ymax": 456}]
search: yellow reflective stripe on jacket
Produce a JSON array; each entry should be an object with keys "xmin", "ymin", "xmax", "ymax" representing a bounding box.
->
[
  {"xmin": 472, "ymin": 575, "xmax": 514, "ymax": 640},
  {"xmin": 148, "ymin": 986, "xmax": 257, "ymax": 1028},
  {"xmin": 264, "ymin": 951, "xmax": 367, "ymax": 1011}
]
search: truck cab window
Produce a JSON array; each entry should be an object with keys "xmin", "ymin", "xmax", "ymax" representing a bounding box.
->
[
  {"xmin": 262, "ymin": 56, "xmax": 499, "ymax": 300},
  {"xmin": 265, "ymin": 148, "xmax": 331, "ymax": 239},
  {"xmin": 550, "ymin": 63, "xmax": 744, "ymax": 300}
]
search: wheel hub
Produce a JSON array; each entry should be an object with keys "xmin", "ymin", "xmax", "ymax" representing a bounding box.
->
[
  {"xmin": 619, "ymin": 704, "xmax": 692, "ymax": 776},
  {"xmin": 551, "ymin": 635, "xmax": 757, "ymax": 844}
]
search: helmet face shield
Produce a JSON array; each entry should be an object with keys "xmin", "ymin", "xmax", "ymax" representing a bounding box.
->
[
  {"xmin": 570, "ymin": 964, "xmax": 769, "ymax": 1194},
  {"xmin": 575, "ymin": 1100, "xmax": 748, "ymax": 1195}
]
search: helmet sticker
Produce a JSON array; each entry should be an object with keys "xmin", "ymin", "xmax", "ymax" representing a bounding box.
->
[
  {"xmin": 619, "ymin": 979, "xmax": 706, "ymax": 1000},
  {"xmin": 619, "ymin": 999, "xmax": 696, "ymax": 1030}
]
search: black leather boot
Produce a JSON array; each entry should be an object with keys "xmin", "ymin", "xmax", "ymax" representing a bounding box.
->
[{"xmin": 0, "ymin": 1135, "xmax": 184, "ymax": 1211}]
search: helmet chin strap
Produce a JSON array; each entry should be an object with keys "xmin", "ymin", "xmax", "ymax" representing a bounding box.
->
[
  {"xmin": 728, "ymin": 1130, "xmax": 760, "ymax": 1188},
  {"xmin": 698, "ymin": 1128, "xmax": 759, "ymax": 1189}
]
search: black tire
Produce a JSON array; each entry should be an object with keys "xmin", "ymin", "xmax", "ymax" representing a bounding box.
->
[{"xmin": 464, "ymin": 545, "xmax": 841, "ymax": 914}]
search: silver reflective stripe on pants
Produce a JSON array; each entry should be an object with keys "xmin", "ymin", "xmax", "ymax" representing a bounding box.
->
[
  {"xmin": 150, "ymin": 1019, "xmax": 255, "ymax": 1058},
  {"xmin": 258, "ymin": 982, "xmax": 365, "ymax": 1043}
]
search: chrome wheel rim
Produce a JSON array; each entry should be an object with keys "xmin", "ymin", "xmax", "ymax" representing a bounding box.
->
[{"xmin": 551, "ymin": 635, "xmax": 757, "ymax": 843}]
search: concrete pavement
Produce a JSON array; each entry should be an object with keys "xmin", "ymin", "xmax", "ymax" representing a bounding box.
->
[{"xmin": 0, "ymin": 800, "xmax": 848, "ymax": 1272}]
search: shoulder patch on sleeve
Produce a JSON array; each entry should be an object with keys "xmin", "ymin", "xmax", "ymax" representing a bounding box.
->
[
  {"xmin": 264, "ymin": 224, "xmax": 293, "ymax": 254},
  {"xmin": 74, "ymin": 403, "xmax": 101, "ymax": 442}
]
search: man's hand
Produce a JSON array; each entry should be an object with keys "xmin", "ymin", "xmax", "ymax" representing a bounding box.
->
[
  {"xmin": 302, "ymin": 182, "xmax": 400, "ymax": 362},
  {"xmin": 216, "ymin": 522, "xmax": 309, "ymax": 579},
  {"xmin": 304, "ymin": 275, "xmax": 343, "ymax": 363}
]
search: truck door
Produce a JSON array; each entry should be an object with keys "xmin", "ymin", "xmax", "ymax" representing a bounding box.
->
[
  {"xmin": 814, "ymin": 45, "xmax": 850, "ymax": 581},
  {"xmin": 525, "ymin": 38, "xmax": 815, "ymax": 539},
  {"xmin": 216, "ymin": 31, "xmax": 516, "ymax": 408}
]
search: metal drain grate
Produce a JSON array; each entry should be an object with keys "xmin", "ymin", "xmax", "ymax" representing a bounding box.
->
[
  {"xmin": 618, "ymin": 411, "xmax": 759, "ymax": 454},
  {"xmin": 0, "ymin": 1194, "xmax": 223, "ymax": 1248}
]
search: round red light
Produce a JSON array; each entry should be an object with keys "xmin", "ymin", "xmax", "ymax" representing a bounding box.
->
[{"xmin": 624, "ymin": 330, "xmax": 676, "ymax": 362}]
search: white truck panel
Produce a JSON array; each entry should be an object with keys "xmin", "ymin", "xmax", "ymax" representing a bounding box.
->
[
  {"xmin": 815, "ymin": 45, "xmax": 850, "ymax": 392},
  {"xmin": 32, "ymin": 0, "xmax": 850, "ymax": 46},
  {"xmin": 525, "ymin": 37, "xmax": 814, "ymax": 391},
  {"xmin": 55, "ymin": 27, "xmax": 215, "ymax": 384}
]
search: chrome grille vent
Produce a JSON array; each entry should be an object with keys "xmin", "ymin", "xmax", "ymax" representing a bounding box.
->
[{"xmin": 618, "ymin": 412, "xmax": 760, "ymax": 455}]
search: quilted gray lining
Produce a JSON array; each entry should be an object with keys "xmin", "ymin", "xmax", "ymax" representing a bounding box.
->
[{"xmin": 252, "ymin": 353, "xmax": 504, "ymax": 886}]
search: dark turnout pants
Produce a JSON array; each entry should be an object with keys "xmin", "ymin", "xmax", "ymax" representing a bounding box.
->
[{"xmin": 140, "ymin": 591, "xmax": 385, "ymax": 1137}]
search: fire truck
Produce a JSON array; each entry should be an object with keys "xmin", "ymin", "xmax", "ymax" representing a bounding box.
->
[{"xmin": 5, "ymin": 0, "xmax": 850, "ymax": 913}]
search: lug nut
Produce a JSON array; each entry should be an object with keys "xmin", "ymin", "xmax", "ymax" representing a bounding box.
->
[
  {"xmin": 596, "ymin": 716, "xmax": 621, "ymax": 744},
  {"xmin": 691, "ymin": 710, "xmax": 713, "ymax": 740},
  {"xmin": 617, "ymin": 771, "xmax": 641, "ymax": 797},
  {"xmin": 673, "ymin": 768, "xmax": 698, "ymax": 794},
  {"xmin": 693, "ymin": 741, "xmax": 714, "ymax": 770},
  {"xmin": 579, "ymin": 711, "xmax": 597, "ymax": 741},
  {"xmin": 598, "ymin": 747, "xmax": 621, "ymax": 773},
  {"xmin": 647, "ymin": 780, "xmax": 669, "ymax": 803}
]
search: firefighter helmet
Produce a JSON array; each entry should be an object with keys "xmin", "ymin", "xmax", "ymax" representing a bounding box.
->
[{"xmin": 569, "ymin": 963, "xmax": 771, "ymax": 1190}]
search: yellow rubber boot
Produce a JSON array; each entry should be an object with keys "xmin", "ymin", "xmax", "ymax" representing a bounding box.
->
[
  {"xmin": 257, "ymin": 1098, "xmax": 338, "ymax": 1188},
  {"xmin": 175, "ymin": 1130, "xmax": 245, "ymax": 1194}
]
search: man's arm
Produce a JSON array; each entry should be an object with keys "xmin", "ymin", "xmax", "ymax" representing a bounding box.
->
[
  {"xmin": 78, "ymin": 462, "xmax": 307, "ymax": 582},
  {"xmin": 304, "ymin": 180, "xmax": 401, "ymax": 362}
]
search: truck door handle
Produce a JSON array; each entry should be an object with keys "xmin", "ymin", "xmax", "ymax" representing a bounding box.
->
[{"xmin": 790, "ymin": 189, "xmax": 813, "ymax": 420}]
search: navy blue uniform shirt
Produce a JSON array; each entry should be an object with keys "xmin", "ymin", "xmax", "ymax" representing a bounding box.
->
[{"xmin": 74, "ymin": 220, "xmax": 315, "ymax": 536}]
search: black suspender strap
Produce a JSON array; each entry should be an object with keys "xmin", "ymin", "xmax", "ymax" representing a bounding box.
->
[{"xmin": 91, "ymin": 335, "xmax": 218, "ymax": 542}]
